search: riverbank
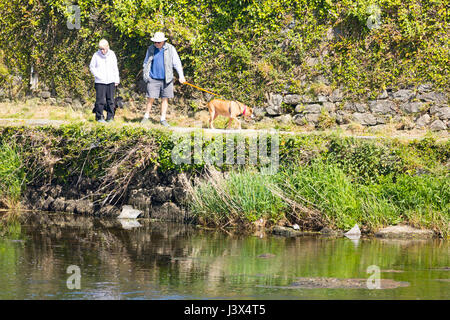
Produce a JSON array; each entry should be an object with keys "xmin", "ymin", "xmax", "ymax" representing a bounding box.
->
[{"xmin": 0, "ymin": 122, "xmax": 448, "ymax": 237}]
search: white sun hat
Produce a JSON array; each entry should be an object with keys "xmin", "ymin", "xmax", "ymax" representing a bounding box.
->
[{"xmin": 151, "ymin": 32, "xmax": 167, "ymax": 42}]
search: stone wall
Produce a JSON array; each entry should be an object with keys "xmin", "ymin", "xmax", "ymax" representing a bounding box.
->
[{"xmin": 255, "ymin": 84, "xmax": 449, "ymax": 131}]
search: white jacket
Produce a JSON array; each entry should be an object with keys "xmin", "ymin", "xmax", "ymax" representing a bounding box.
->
[{"xmin": 89, "ymin": 49, "xmax": 120, "ymax": 84}]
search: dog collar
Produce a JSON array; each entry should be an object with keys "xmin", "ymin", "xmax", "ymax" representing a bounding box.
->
[{"xmin": 242, "ymin": 106, "xmax": 246, "ymax": 116}]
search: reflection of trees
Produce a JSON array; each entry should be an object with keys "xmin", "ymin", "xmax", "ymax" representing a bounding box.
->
[{"xmin": 0, "ymin": 212, "xmax": 448, "ymax": 299}]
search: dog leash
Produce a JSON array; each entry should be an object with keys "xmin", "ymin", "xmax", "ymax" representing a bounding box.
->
[{"xmin": 183, "ymin": 81, "xmax": 222, "ymax": 98}]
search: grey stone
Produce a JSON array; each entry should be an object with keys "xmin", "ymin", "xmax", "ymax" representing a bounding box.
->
[
  {"xmin": 429, "ymin": 119, "xmax": 447, "ymax": 131},
  {"xmin": 173, "ymin": 187, "xmax": 187, "ymax": 204},
  {"xmin": 326, "ymin": 27, "xmax": 335, "ymax": 41},
  {"xmin": 283, "ymin": 94, "xmax": 301, "ymax": 105},
  {"xmin": 275, "ymin": 114, "xmax": 292, "ymax": 124},
  {"xmin": 301, "ymin": 95, "xmax": 316, "ymax": 103},
  {"xmin": 305, "ymin": 113, "xmax": 320, "ymax": 124},
  {"xmin": 272, "ymin": 226, "xmax": 313, "ymax": 237},
  {"xmin": 40, "ymin": 91, "xmax": 51, "ymax": 99},
  {"xmin": 400, "ymin": 102, "xmax": 422, "ymax": 114},
  {"xmin": 118, "ymin": 205, "xmax": 142, "ymax": 219},
  {"xmin": 266, "ymin": 106, "xmax": 282, "ymax": 116},
  {"xmin": 352, "ymin": 112, "xmax": 377, "ymax": 126},
  {"xmin": 354, "ymin": 103, "xmax": 368, "ymax": 113},
  {"xmin": 268, "ymin": 93, "xmax": 283, "ymax": 107},
  {"xmin": 415, "ymin": 114, "xmax": 431, "ymax": 128},
  {"xmin": 65, "ymin": 200, "xmax": 77, "ymax": 213},
  {"xmin": 392, "ymin": 89, "xmax": 415, "ymax": 102},
  {"xmin": 369, "ymin": 100, "xmax": 396, "ymax": 114},
  {"xmin": 151, "ymin": 202, "xmax": 185, "ymax": 223},
  {"xmin": 97, "ymin": 205, "xmax": 120, "ymax": 217},
  {"xmin": 376, "ymin": 116, "xmax": 387, "ymax": 124},
  {"xmin": 322, "ymin": 102, "xmax": 335, "ymax": 112},
  {"xmin": 375, "ymin": 225, "xmax": 434, "ymax": 239},
  {"xmin": 294, "ymin": 104, "xmax": 304, "ymax": 113},
  {"xmin": 75, "ymin": 200, "xmax": 94, "ymax": 215},
  {"xmin": 318, "ymin": 95, "xmax": 328, "ymax": 102},
  {"xmin": 42, "ymin": 196, "xmax": 54, "ymax": 211},
  {"xmin": 417, "ymin": 92, "xmax": 447, "ymax": 105},
  {"xmin": 303, "ymin": 104, "xmax": 322, "ymax": 114},
  {"xmin": 343, "ymin": 102, "xmax": 355, "ymax": 112},
  {"xmin": 293, "ymin": 114, "xmax": 307, "ymax": 125},
  {"xmin": 48, "ymin": 98, "xmax": 57, "ymax": 105},
  {"xmin": 436, "ymin": 107, "xmax": 450, "ymax": 120},
  {"xmin": 52, "ymin": 197, "xmax": 66, "ymax": 212},
  {"xmin": 64, "ymin": 98, "xmax": 72, "ymax": 104},
  {"xmin": 370, "ymin": 124, "xmax": 387, "ymax": 132},
  {"xmin": 252, "ymin": 107, "xmax": 266, "ymax": 119},
  {"xmin": 335, "ymin": 110, "xmax": 350, "ymax": 125},
  {"xmin": 429, "ymin": 105, "xmax": 440, "ymax": 115},
  {"xmin": 417, "ymin": 83, "xmax": 433, "ymax": 93},
  {"xmin": 72, "ymin": 98, "xmax": 83, "ymax": 110},
  {"xmin": 329, "ymin": 89, "xmax": 343, "ymax": 102},
  {"xmin": 128, "ymin": 189, "xmax": 151, "ymax": 216},
  {"xmin": 319, "ymin": 227, "xmax": 344, "ymax": 237},
  {"xmin": 377, "ymin": 90, "xmax": 388, "ymax": 99},
  {"xmin": 343, "ymin": 102, "xmax": 367, "ymax": 113},
  {"xmin": 152, "ymin": 186, "xmax": 173, "ymax": 203}
]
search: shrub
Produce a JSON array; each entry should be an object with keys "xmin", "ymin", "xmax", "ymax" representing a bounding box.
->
[{"xmin": 0, "ymin": 142, "xmax": 26, "ymax": 206}]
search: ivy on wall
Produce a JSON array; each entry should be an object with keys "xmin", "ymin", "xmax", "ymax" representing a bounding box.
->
[{"xmin": 0, "ymin": 0, "xmax": 448, "ymax": 104}]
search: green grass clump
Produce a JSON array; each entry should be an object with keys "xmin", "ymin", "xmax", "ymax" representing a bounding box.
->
[
  {"xmin": 278, "ymin": 160, "xmax": 449, "ymax": 235},
  {"xmin": 187, "ymin": 169, "xmax": 287, "ymax": 227},
  {"xmin": 0, "ymin": 142, "xmax": 26, "ymax": 207},
  {"xmin": 187, "ymin": 160, "xmax": 449, "ymax": 235},
  {"xmin": 277, "ymin": 161, "xmax": 401, "ymax": 231}
]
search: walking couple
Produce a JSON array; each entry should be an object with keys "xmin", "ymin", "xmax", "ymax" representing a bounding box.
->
[{"xmin": 89, "ymin": 32, "xmax": 185, "ymax": 126}]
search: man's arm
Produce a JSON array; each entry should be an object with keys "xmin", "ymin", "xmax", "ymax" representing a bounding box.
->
[
  {"xmin": 172, "ymin": 46, "xmax": 185, "ymax": 83},
  {"xmin": 143, "ymin": 47, "xmax": 150, "ymax": 67}
]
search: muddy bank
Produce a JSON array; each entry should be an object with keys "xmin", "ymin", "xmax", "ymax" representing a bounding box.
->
[
  {"xmin": 23, "ymin": 168, "xmax": 194, "ymax": 223},
  {"xmin": 1, "ymin": 124, "xmax": 448, "ymax": 237}
]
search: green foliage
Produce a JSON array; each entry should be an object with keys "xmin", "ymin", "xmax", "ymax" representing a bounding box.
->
[
  {"xmin": 0, "ymin": 1, "xmax": 448, "ymax": 102},
  {"xmin": 278, "ymin": 160, "xmax": 401, "ymax": 231},
  {"xmin": 0, "ymin": 142, "xmax": 26, "ymax": 204},
  {"xmin": 325, "ymin": 137, "xmax": 405, "ymax": 184},
  {"xmin": 187, "ymin": 169, "xmax": 287, "ymax": 226},
  {"xmin": 0, "ymin": 126, "xmax": 448, "ymax": 233}
]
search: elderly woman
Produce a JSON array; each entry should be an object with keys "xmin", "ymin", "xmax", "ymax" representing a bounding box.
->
[{"xmin": 89, "ymin": 39, "xmax": 120, "ymax": 122}]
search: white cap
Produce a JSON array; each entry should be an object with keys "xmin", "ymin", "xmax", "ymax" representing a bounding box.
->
[{"xmin": 151, "ymin": 32, "xmax": 167, "ymax": 42}]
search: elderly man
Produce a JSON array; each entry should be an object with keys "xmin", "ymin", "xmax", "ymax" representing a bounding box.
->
[
  {"xmin": 89, "ymin": 39, "xmax": 120, "ymax": 123},
  {"xmin": 141, "ymin": 32, "xmax": 185, "ymax": 127}
]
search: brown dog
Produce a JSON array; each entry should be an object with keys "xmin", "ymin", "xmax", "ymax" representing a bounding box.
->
[{"xmin": 207, "ymin": 99, "xmax": 254, "ymax": 129}]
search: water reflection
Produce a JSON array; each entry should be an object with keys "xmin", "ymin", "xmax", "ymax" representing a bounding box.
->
[{"xmin": 0, "ymin": 212, "xmax": 448, "ymax": 300}]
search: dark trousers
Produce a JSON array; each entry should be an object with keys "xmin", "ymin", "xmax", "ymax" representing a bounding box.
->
[{"xmin": 94, "ymin": 83, "xmax": 115, "ymax": 120}]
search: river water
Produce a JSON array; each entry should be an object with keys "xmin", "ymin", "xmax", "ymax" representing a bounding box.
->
[{"xmin": 0, "ymin": 212, "xmax": 448, "ymax": 300}]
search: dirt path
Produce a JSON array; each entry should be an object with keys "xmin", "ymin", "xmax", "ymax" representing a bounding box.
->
[{"xmin": 0, "ymin": 117, "xmax": 446, "ymax": 141}]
